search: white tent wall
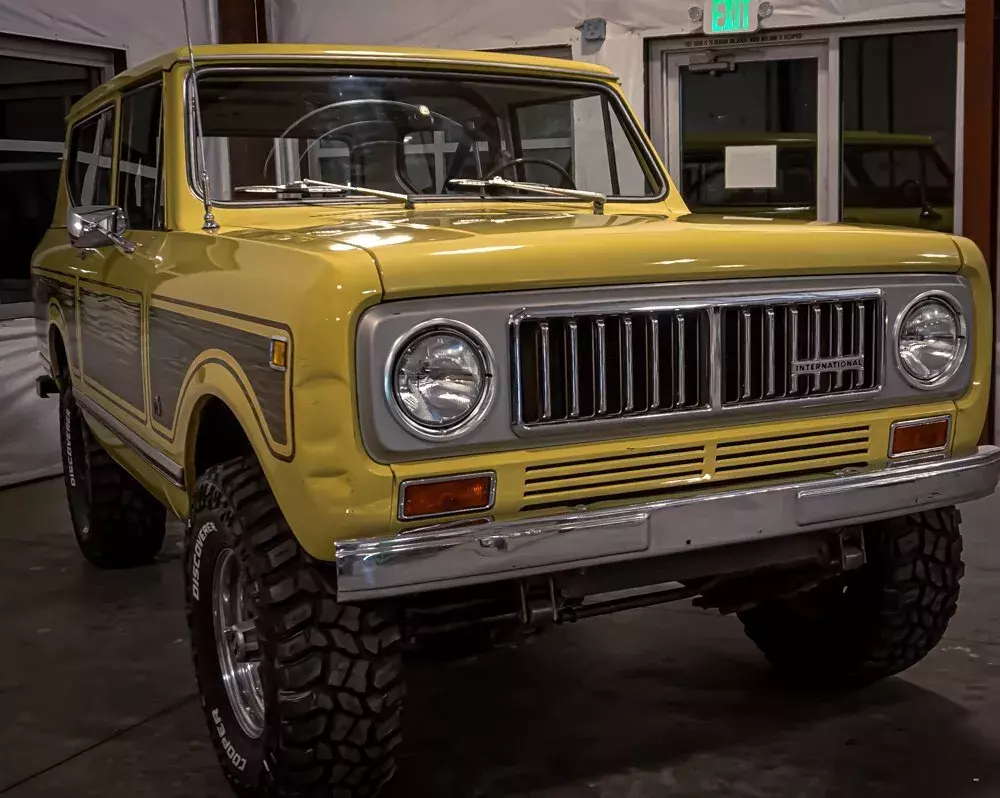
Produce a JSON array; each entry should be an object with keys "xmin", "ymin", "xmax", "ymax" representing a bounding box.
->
[
  {"xmin": 0, "ymin": 0, "xmax": 213, "ymax": 66},
  {"xmin": 271, "ymin": 0, "xmax": 964, "ymax": 122},
  {"xmin": 0, "ymin": 0, "xmax": 214, "ymax": 490}
]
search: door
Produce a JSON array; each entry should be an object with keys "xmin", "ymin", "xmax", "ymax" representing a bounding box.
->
[
  {"xmin": 77, "ymin": 80, "xmax": 165, "ymax": 428},
  {"xmin": 664, "ymin": 45, "xmax": 829, "ymax": 220}
]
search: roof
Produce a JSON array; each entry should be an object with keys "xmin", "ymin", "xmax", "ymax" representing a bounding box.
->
[
  {"xmin": 683, "ymin": 131, "xmax": 937, "ymax": 148},
  {"xmin": 70, "ymin": 44, "xmax": 615, "ymax": 119}
]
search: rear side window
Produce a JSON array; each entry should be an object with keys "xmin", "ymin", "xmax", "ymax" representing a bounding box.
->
[
  {"xmin": 117, "ymin": 82, "xmax": 163, "ymax": 230},
  {"xmin": 68, "ymin": 107, "xmax": 114, "ymax": 207}
]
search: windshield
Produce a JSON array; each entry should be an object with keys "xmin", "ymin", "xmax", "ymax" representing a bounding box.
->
[{"xmin": 193, "ymin": 70, "xmax": 664, "ymax": 203}]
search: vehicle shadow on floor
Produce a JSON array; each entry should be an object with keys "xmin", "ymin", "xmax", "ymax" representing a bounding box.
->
[{"xmin": 387, "ymin": 609, "xmax": 1000, "ymax": 798}]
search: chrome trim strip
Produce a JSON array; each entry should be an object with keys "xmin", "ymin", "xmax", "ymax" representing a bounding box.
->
[
  {"xmin": 510, "ymin": 288, "xmax": 882, "ymax": 319},
  {"xmin": 397, "ymin": 471, "xmax": 497, "ymax": 521},
  {"xmin": 623, "ymin": 316, "xmax": 634, "ymax": 411},
  {"xmin": 336, "ymin": 447, "xmax": 1000, "ymax": 600},
  {"xmin": 856, "ymin": 301, "xmax": 866, "ymax": 390},
  {"xmin": 595, "ymin": 318, "xmax": 607, "ymax": 415},
  {"xmin": 75, "ymin": 389, "xmax": 185, "ymax": 488},
  {"xmin": 568, "ymin": 320, "xmax": 580, "ymax": 418},
  {"xmin": 888, "ymin": 415, "xmax": 952, "ymax": 460},
  {"xmin": 834, "ymin": 304, "xmax": 844, "ymax": 389},
  {"xmin": 708, "ymin": 307, "xmax": 722, "ymax": 410},
  {"xmin": 766, "ymin": 307, "xmax": 776, "ymax": 397},
  {"xmin": 676, "ymin": 314, "xmax": 686, "ymax": 406},
  {"xmin": 789, "ymin": 306, "xmax": 800, "ymax": 393},
  {"xmin": 539, "ymin": 321, "xmax": 552, "ymax": 421},
  {"xmin": 811, "ymin": 304, "xmax": 822, "ymax": 392},
  {"xmin": 650, "ymin": 316, "xmax": 661, "ymax": 410},
  {"xmin": 741, "ymin": 308, "xmax": 751, "ymax": 400}
]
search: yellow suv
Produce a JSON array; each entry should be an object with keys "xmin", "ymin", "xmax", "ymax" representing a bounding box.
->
[{"xmin": 32, "ymin": 45, "xmax": 999, "ymax": 797}]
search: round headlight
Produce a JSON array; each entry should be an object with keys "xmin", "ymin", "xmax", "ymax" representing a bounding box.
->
[
  {"xmin": 390, "ymin": 324, "xmax": 493, "ymax": 437},
  {"xmin": 896, "ymin": 295, "xmax": 966, "ymax": 388}
]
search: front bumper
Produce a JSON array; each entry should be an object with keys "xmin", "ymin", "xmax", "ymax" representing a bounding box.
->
[{"xmin": 335, "ymin": 446, "xmax": 1000, "ymax": 601}]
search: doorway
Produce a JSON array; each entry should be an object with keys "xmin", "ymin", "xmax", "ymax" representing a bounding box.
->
[
  {"xmin": 662, "ymin": 44, "xmax": 829, "ymax": 221},
  {"xmin": 0, "ymin": 35, "xmax": 116, "ymax": 320}
]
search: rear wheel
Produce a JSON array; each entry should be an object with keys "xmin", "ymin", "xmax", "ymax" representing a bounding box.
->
[
  {"xmin": 185, "ymin": 455, "xmax": 404, "ymax": 797},
  {"xmin": 59, "ymin": 379, "xmax": 165, "ymax": 568},
  {"xmin": 739, "ymin": 507, "xmax": 964, "ymax": 687}
]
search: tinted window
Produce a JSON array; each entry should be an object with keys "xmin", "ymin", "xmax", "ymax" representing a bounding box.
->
[
  {"xmin": 843, "ymin": 145, "xmax": 953, "ymax": 208},
  {"xmin": 679, "ymin": 58, "xmax": 818, "ymax": 219},
  {"xmin": 682, "ymin": 146, "xmax": 815, "ymax": 208},
  {"xmin": 68, "ymin": 107, "xmax": 114, "ymax": 207},
  {"xmin": 841, "ymin": 30, "xmax": 957, "ymax": 230},
  {"xmin": 117, "ymin": 83, "xmax": 163, "ymax": 229}
]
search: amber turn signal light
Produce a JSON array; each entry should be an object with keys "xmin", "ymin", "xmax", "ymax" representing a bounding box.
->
[
  {"xmin": 269, "ymin": 337, "xmax": 288, "ymax": 371},
  {"xmin": 401, "ymin": 473, "xmax": 495, "ymax": 520},
  {"xmin": 889, "ymin": 417, "xmax": 950, "ymax": 458}
]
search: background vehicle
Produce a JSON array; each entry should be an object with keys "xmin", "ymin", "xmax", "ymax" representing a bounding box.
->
[
  {"xmin": 31, "ymin": 45, "xmax": 998, "ymax": 797},
  {"xmin": 682, "ymin": 131, "xmax": 955, "ymax": 230}
]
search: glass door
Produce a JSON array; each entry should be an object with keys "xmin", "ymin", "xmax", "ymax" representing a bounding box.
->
[{"xmin": 665, "ymin": 45, "xmax": 829, "ymax": 220}]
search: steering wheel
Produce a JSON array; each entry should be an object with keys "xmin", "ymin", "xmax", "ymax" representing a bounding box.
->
[{"xmin": 484, "ymin": 157, "xmax": 577, "ymax": 189}]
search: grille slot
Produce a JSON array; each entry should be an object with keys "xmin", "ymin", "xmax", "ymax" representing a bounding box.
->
[
  {"xmin": 721, "ymin": 298, "xmax": 880, "ymax": 406},
  {"xmin": 519, "ymin": 425, "xmax": 872, "ymax": 512},
  {"xmin": 515, "ymin": 311, "xmax": 710, "ymax": 426}
]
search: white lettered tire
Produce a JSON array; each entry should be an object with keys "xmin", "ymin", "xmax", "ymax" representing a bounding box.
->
[{"xmin": 185, "ymin": 455, "xmax": 405, "ymax": 798}]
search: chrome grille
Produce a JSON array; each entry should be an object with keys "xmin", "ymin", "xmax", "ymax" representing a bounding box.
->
[
  {"xmin": 513, "ymin": 311, "xmax": 710, "ymax": 426},
  {"xmin": 721, "ymin": 297, "xmax": 881, "ymax": 406},
  {"xmin": 512, "ymin": 292, "xmax": 883, "ymax": 429}
]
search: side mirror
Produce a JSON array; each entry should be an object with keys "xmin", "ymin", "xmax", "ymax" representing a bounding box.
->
[{"xmin": 67, "ymin": 206, "xmax": 136, "ymax": 254}]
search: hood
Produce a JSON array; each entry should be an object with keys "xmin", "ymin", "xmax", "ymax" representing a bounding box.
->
[{"xmin": 223, "ymin": 207, "xmax": 962, "ymax": 299}]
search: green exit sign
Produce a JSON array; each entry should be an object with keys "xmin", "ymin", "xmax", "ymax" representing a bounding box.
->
[{"xmin": 704, "ymin": 0, "xmax": 760, "ymax": 34}]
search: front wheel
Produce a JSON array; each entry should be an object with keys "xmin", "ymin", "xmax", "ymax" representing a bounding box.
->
[
  {"xmin": 739, "ymin": 507, "xmax": 964, "ymax": 687},
  {"xmin": 185, "ymin": 456, "xmax": 404, "ymax": 797}
]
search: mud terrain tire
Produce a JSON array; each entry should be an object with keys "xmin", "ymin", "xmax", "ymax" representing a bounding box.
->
[
  {"xmin": 739, "ymin": 508, "xmax": 963, "ymax": 687},
  {"xmin": 186, "ymin": 455, "xmax": 404, "ymax": 797}
]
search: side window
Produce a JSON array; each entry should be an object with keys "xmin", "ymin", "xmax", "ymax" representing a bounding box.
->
[
  {"xmin": 68, "ymin": 107, "xmax": 114, "ymax": 207},
  {"xmin": 117, "ymin": 82, "xmax": 163, "ymax": 230}
]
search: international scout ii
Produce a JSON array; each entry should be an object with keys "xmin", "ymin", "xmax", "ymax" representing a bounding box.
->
[{"xmin": 32, "ymin": 45, "xmax": 1000, "ymax": 797}]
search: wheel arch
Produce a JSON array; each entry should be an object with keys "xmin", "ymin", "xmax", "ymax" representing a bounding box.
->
[{"xmin": 188, "ymin": 394, "xmax": 256, "ymax": 482}]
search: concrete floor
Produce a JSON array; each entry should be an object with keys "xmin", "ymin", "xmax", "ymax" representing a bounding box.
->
[{"xmin": 3, "ymin": 479, "xmax": 1000, "ymax": 797}]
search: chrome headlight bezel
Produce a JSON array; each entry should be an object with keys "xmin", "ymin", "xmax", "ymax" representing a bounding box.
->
[
  {"xmin": 893, "ymin": 291, "xmax": 968, "ymax": 390},
  {"xmin": 384, "ymin": 318, "xmax": 496, "ymax": 440}
]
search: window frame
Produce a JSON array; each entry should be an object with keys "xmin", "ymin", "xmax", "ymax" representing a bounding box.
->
[{"xmin": 115, "ymin": 79, "xmax": 166, "ymax": 231}]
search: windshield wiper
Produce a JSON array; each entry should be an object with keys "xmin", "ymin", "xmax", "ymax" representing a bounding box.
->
[
  {"xmin": 234, "ymin": 178, "xmax": 415, "ymax": 209},
  {"xmin": 448, "ymin": 176, "xmax": 606, "ymax": 215}
]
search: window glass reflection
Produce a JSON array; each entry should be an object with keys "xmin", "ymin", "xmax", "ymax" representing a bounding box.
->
[{"xmin": 840, "ymin": 31, "xmax": 957, "ymax": 231}]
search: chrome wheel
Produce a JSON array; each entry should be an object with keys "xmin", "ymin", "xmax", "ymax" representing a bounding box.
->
[{"xmin": 212, "ymin": 547, "xmax": 264, "ymax": 738}]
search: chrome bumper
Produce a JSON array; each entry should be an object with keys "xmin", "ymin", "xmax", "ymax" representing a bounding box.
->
[{"xmin": 335, "ymin": 446, "xmax": 1000, "ymax": 601}]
